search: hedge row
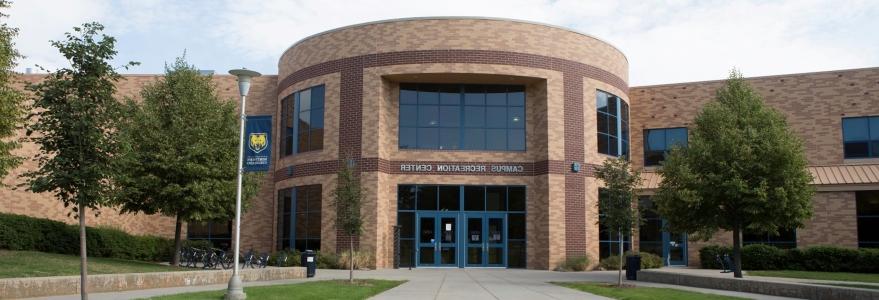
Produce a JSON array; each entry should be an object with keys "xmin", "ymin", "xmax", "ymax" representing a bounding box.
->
[
  {"xmin": 0, "ymin": 212, "xmax": 207, "ymax": 262},
  {"xmin": 700, "ymin": 244, "xmax": 879, "ymax": 273},
  {"xmin": 598, "ymin": 251, "xmax": 663, "ymax": 270}
]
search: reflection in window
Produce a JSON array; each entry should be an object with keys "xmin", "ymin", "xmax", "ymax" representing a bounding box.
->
[
  {"xmin": 187, "ymin": 221, "xmax": 232, "ymax": 250},
  {"xmin": 842, "ymin": 116, "xmax": 879, "ymax": 158},
  {"xmin": 857, "ymin": 191, "xmax": 879, "ymax": 248},
  {"xmin": 399, "ymin": 84, "xmax": 525, "ymax": 151},
  {"xmin": 644, "ymin": 127, "xmax": 688, "ymax": 166},
  {"xmin": 743, "ymin": 228, "xmax": 797, "ymax": 249},
  {"xmin": 276, "ymin": 185, "xmax": 322, "ymax": 251},
  {"xmin": 598, "ymin": 189, "xmax": 631, "ymax": 258},
  {"xmin": 638, "ymin": 197, "xmax": 663, "ymax": 256},
  {"xmin": 281, "ymin": 85, "xmax": 324, "ymax": 156},
  {"xmin": 597, "ymin": 90, "xmax": 629, "ymax": 157}
]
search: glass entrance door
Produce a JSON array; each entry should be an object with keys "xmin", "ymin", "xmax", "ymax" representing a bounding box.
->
[
  {"xmin": 465, "ymin": 213, "xmax": 506, "ymax": 267},
  {"xmin": 417, "ymin": 212, "xmax": 458, "ymax": 267},
  {"xmin": 664, "ymin": 229, "xmax": 687, "ymax": 266}
]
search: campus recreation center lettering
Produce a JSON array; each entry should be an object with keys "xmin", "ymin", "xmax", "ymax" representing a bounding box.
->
[{"xmin": 398, "ymin": 164, "xmax": 525, "ymax": 173}]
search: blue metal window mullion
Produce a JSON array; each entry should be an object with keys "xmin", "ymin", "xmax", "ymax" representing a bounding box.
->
[
  {"xmin": 292, "ymin": 92, "xmax": 300, "ymax": 154},
  {"xmin": 616, "ymin": 97, "xmax": 624, "ymax": 157},
  {"xmin": 289, "ymin": 188, "xmax": 297, "ymax": 250}
]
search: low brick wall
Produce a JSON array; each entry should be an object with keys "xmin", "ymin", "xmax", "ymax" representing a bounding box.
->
[
  {"xmin": 637, "ymin": 270, "xmax": 879, "ymax": 300},
  {"xmin": 0, "ymin": 267, "xmax": 306, "ymax": 299}
]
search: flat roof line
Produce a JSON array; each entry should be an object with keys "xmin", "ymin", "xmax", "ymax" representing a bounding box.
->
[{"xmin": 631, "ymin": 66, "xmax": 879, "ymax": 89}]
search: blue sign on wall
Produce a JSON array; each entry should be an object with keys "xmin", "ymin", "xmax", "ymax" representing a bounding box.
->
[{"xmin": 244, "ymin": 115, "xmax": 272, "ymax": 172}]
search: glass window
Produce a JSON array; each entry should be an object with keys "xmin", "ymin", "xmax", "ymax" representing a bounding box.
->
[
  {"xmin": 508, "ymin": 186, "xmax": 526, "ymax": 211},
  {"xmin": 464, "ymin": 186, "xmax": 485, "ymax": 211},
  {"xmin": 598, "ymin": 189, "xmax": 631, "ymax": 259},
  {"xmin": 843, "ymin": 116, "xmax": 879, "ymax": 158},
  {"xmin": 417, "ymin": 186, "xmax": 438, "ymax": 211},
  {"xmin": 399, "ymin": 84, "xmax": 526, "ymax": 151},
  {"xmin": 597, "ymin": 90, "xmax": 629, "ymax": 157},
  {"xmin": 188, "ymin": 220, "xmax": 232, "ymax": 250},
  {"xmin": 276, "ymin": 185, "xmax": 322, "ymax": 251},
  {"xmin": 857, "ymin": 191, "xmax": 879, "ymax": 248},
  {"xmin": 743, "ymin": 228, "xmax": 796, "ymax": 249},
  {"xmin": 486, "ymin": 187, "xmax": 507, "ymax": 211},
  {"xmin": 282, "ymin": 85, "xmax": 324, "ymax": 156},
  {"xmin": 438, "ymin": 186, "xmax": 460, "ymax": 211},
  {"xmin": 644, "ymin": 127, "xmax": 689, "ymax": 166}
]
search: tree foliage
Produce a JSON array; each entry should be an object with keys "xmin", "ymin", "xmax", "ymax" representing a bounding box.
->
[
  {"xmin": 333, "ymin": 158, "xmax": 362, "ymax": 283},
  {"xmin": 113, "ymin": 56, "xmax": 260, "ymax": 254},
  {"xmin": 0, "ymin": 0, "xmax": 24, "ymax": 183},
  {"xmin": 654, "ymin": 70, "xmax": 814, "ymax": 277},
  {"xmin": 594, "ymin": 157, "xmax": 641, "ymax": 285},
  {"xmin": 24, "ymin": 22, "xmax": 136, "ymax": 214}
]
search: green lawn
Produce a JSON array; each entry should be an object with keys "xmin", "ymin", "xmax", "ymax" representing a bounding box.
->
[
  {"xmin": 143, "ymin": 279, "xmax": 405, "ymax": 300},
  {"xmin": 747, "ymin": 270, "xmax": 879, "ymax": 283},
  {"xmin": 0, "ymin": 250, "xmax": 184, "ymax": 278},
  {"xmin": 554, "ymin": 282, "xmax": 748, "ymax": 300}
]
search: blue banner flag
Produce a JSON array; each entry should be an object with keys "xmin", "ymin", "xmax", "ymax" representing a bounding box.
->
[{"xmin": 244, "ymin": 115, "xmax": 272, "ymax": 172}]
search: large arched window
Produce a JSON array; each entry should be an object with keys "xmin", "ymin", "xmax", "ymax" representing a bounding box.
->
[{"xmin": 596, "ymin": 90, "xmax": 629, "ymax": 157}]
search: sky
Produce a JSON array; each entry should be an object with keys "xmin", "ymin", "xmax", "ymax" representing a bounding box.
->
[{"xmin": 8, "ymin": 0, "xmax": 879, "ymax": 86}]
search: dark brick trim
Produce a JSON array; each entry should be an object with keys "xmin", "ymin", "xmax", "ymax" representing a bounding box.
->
[
  {"xmin": 278, "ymin": 50, "xmax": 628, "ymax": 97},
  {"xmin": 273, "ymin": 158, "xmax": 598, "ymax": 181}
]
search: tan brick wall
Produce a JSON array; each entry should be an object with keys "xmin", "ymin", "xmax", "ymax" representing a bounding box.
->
[
  {"xmin": 629, "ymin": 68, "xmax": 879, "ymax": 167},
  {"xmin": 629, "ymin": 68, "xmax": 879, "ymax": 267},
  {"xmin": 2, "ymin": 74, "xmax": 279, "ymax": 243},
  {"xmin": 798, "ymin": 192, "xmax": 858, "ymax": 248},
  {"xmin": 279, "ymin": 18, "xmax": 627, "ymax": 83}
]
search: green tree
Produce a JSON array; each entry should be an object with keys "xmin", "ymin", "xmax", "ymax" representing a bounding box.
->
[
  {"xmin": 24, "ymin": 23, "xmax": 137, "ymax": 299},
  {"xmin": 0, "ymin": 0, "xmax": 24, "ymax": 184},
  {"xmin": 654, "ymin": 70, "xmax": 814, "ymax": 278},
  {"xmin": 113, "ymin": 56, "xmax": 260, "ymax": 265},
  {"xmin": 595, "ymin": 157, "xmax": 641, "ymax": 286},
  {"xmin": 333, "ymin": 158, "xmax": 362, "ymax": 283}
]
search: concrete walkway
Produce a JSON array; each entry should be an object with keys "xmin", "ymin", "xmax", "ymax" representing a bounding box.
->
[{"xmin": 28, "ymin": 268, "xmax": 801, "ymax": 300}]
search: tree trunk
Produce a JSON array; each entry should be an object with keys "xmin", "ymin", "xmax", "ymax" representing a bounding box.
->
[
  {"xmin": 172, "ymin": 216, "xmax": 183, "ymax": 266},
  {"xmin": 617, "ymin": 229, "xmax": 623, "ymax": 286},
  {"xmin": 79, "ymin": 203, "xmax": 88, "ymax": 300},
  {"xmin": 349, "ymin": 235, "xmax": 354, "ymax": 283},
  {"xmin": 732, "ymin": 225, "xmax": 743, "ymax": 278}
]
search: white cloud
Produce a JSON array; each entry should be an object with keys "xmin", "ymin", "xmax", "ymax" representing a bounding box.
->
[{"xmin": 6, "ymin": 0, "xmax": 879, "ymax": 85}]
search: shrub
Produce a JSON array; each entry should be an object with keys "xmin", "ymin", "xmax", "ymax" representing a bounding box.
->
[
  {"xmin": 599, "ymin": 252, "xmax": 662, "ymax": 270},
  {"xmin": 0, "ymin": 213, "xmax": 178, "ymax": 261},
  {"xmin": 698, "ymin": 244, "xmax": 879, "ymax": 273},
  {"xmin": 338, "ymin": 250, "xmax": 376, "ymax": 270},
  {"xmin": 638, "ymin": 252, "xmax": 663, "ymax": 269},
  {"xmin": 555, "ymin": 256, "xmax": 590, "ymax": 271},
  {"xmin": 315, "ymin": 250, "xmax": 340, "ymax": 269},
  {"xmin": 741, "ymin": 244, "xmax": 786, "ymax": 270},
  {"xmin": 599, "ymin": 255, "xmax": 622, "ymax": 270},
  {"xmin": 699, "ymin": 245, "xmax": 731, "ymax": 269},
  {"xmin": 269, "ymin": 249, "xmax": 302, "ymax": 267}
]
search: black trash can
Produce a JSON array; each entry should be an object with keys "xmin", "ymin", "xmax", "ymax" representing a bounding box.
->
[
  {"xmin": 625, "ymin": 255, "xmax": 641, "ymax": 280},
  {"xmin": 301, "ymin": 250, "xmax": 316, "ymax": 278}
]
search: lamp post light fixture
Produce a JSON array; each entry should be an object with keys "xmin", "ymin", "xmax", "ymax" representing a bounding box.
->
[{"xmin": 226, "ymin": 68, "xmax": 261, "ymax": 300}]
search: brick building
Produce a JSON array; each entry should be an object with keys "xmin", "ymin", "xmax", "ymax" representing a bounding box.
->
[{"xmin": 2, "ymin": 17, "xmax": 878, "ymax": 269}]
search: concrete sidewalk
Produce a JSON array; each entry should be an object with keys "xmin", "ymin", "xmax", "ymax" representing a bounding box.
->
[{"xmin": 28, "ymin": 268, "xmax": 801, "ymax": 300}]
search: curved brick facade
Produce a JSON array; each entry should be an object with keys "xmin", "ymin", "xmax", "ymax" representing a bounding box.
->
[{"xmin": 275, "ymin": 17, "xmax": 629, "ymax": 269}]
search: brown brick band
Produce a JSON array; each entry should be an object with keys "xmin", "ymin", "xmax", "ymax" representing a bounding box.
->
[
  {"xmin": 273, "ymin": 158, "xmax": 599, "ymax": 181},
  {"xmin": 278, "ymin": 49, "xmax": 628, "ymax": 97}
]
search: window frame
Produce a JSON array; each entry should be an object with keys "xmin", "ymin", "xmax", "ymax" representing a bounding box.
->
[
  {"xmin": 597, "ymin": 90, "xmax": 629, "ymax": 158},
  {"xmin": 276, "ymin": 184, "xmax": 322, "ymax": 251},
  {"xmin": 842, "ymin": 116, "xmax": 879, "ymax": 159},
  {"xmin": 598, "ymin": 188, "xmax": 632, "ymax": 259},
  {"xmin": 280, "ymin": 85, "xmax": 325, "ymax": 156},
  {"xmin": 643, "ymin": 127, "xmax": 689, "ymax": 166},
  {"xmin": 857, "ymin": 191, "xmax": 879, "ymax": 248},
  {"xmin": 399, "ymin": 84, "xmax": 526, "ymax": 152},
  {"xmin": 742, "ymin": 228, "xmax": 797, "ymax": 249}
]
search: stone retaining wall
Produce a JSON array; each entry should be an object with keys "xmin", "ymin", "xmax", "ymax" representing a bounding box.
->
[
  {"xmin": 0, "ymin": 267, "xmax": 306, "ymax": 299},
  {"xmin": 637, "ymin": 270, "xmax": 879, "ymax": 300}
]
